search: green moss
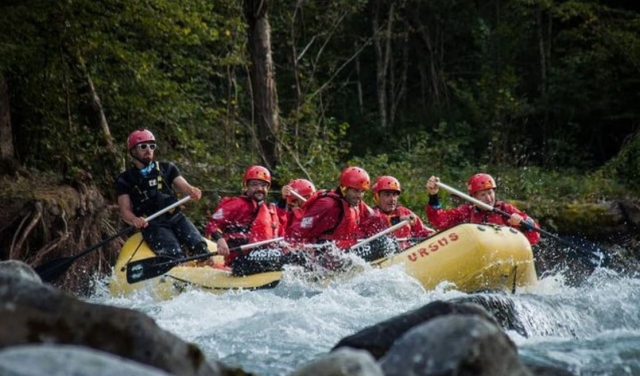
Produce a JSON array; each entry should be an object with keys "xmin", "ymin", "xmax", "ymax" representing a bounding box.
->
[{"xmin": 509, "ymin": 199, "xmax": 618, "ymax": 236}]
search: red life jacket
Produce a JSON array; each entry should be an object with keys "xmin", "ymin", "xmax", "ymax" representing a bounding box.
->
[
  {"xmin": 276, "ymin": 205, "xmax": 305, "ymax": 232},
  {"xmin": 215, "ymin": 196, "xmax": 280, "ymax": 263},
  {"xmin": 428, "ymin": 201, "xmax": 512, "ymax": 228},
  {"xmin": 371, "ymin": 206, "xmax": 412, "ymax": 238},
  {"xmin": 468, "ymin": 201, "xmax": 510, "ymax": 226},
  {"xmin": 310, "ymin": 190, "xmax": 360, "ymax": 249},
  {"xmin": 427, "ymin": 200, "xmax": 540, "ymax": 245}
]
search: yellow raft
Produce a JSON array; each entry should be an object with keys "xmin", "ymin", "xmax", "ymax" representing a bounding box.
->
[{"xmin": 109, "ymin": 223, "xmax": 538, "ymax": 299}]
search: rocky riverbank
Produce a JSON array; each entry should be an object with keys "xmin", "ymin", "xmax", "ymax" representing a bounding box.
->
[{"xmin": 0, "ymin": 260, "xmax": 571, "ymax": 376}]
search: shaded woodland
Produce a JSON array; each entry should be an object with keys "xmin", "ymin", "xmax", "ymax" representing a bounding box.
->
[{"xmin": 0, "ymin": 0, "xmax": 639, "ymax": 291}]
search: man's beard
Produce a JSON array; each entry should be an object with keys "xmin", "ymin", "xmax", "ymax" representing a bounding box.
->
[{"xmin": 250, "ymin": 192, "xmax": 265, "ymax": 202}]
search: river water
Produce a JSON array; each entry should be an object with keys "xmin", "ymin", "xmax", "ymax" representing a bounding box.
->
[{"xmin": 90, "ymin": 255, "xmax": 640, "ymax": 376}]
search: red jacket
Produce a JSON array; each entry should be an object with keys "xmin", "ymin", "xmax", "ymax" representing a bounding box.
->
[
  {"xmin": 285, "ymin": 190, "xmax": 371, "ymax": 249},
  {"xmin": 426, "ymin": 201, "xmax": 540, "ymax": 245},
  {"xmin": 276, "ymin": 205, "xmax": 305, "ymax": 233},
  {"xmin": 205, "ymin": 195, "xmax": 283, "ymax": 262},
  {"xmin": 368, "ymin": 206, "xmax": 435, "ymax": 247}
]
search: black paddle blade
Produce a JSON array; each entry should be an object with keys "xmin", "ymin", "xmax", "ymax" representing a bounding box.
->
[
  {"xmin": 126, "ymin": 256, "xmax": 179, "ymax": 284},
  {"xmin": 34, "ymin": 256, "xmax": 78, "ymax": 283},
  {"xmin": 561, "ymin": 236, "xmax": 613, "ymax": 268},
  {"xmin": 34, "ymin": 226, "xmax": 135, "ymax": 284}
]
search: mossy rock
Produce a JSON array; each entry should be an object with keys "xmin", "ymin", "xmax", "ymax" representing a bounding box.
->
[{"xmin": 513, "ymin": 199, "xmax": 639, "ymax": 239}]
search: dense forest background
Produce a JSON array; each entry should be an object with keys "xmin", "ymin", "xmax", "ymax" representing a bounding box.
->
[{"xmin": 1, "ymin": 0, "xmax": 640, "ymax": 223}]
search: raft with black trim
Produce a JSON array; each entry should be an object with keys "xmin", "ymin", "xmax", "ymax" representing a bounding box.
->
[{"xmin": 109, "ymin": 223, "xmax": 538, "ymax": 299}]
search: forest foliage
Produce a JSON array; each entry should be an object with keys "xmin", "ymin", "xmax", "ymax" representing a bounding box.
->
[{"xmin": 1, "ymin": 0, "xmax": 639, "ymax": 217}]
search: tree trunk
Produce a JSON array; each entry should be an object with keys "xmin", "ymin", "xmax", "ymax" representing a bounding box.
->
[
  {"xmin": 389, "ymin": 32, "xmax": 409, "ymax": 127},
  {"xmin": 68, "ymin": 53, "xmax": 121, "ymax": 183},
  {"xmin": 406, "ymin": 7, "xmax": 444, "ymax": 107},
  {"xmin": 355, "ymin": 45, "xmax": 364, "ymax": 114},
  {"xmin": 541, "ymin": 8, "xmax": 552, "ymax": 165},
  {"xmin": 372, "ymin": 0, "xmax": 391, "ymax": 130},
  {"xmin": 71, "ymin": 58, "xmax": 116, "ymax": 159},
  {"xmin": 0, "ymin": 75, "xmax": 14, "ymax": 160},
  {"xmin": 288, "ymin": 0, "xmax": 303, "ymax": 152},
  {"xmin": 536, "ymin": 5, "xmax": 548, "ymax": 98},
  {"xmin": 244, "ymin": 0, "xmax": 280, "ymax": 170}
]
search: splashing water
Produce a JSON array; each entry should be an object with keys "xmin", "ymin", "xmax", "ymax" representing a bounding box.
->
[{"xmin": 90, "ymin": 263, "xmax": 640, "ymax": 376}]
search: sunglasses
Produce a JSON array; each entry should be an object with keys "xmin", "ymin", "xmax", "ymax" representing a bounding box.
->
[
  {"xmin": 247, "ymin": 181, "xmax": 269, "ymax": 188},
  {"xmin": 136, "ymin": 143, "xmax": 157, "ymax": 150}
]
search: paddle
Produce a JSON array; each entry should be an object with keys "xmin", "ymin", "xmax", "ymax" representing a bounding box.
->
[
  {"xmin": 35, "ymin": 196, "xmax": 192, "ymax": 283},
  {"xmin": 289, "ymin": 189, "xmax": 307, "ymax": 202},
  {"xmin": 350, "ymin": 219, "xmax": 410, "ymax": 250},
  {"xmin": 395, "ymin": 236, "xmax": 430, "ymax": 243},
  {"xmin": 435, "ymin": 181, "xmax": 607, "ymax": 260},
  {"xmin": 357, "ymin": 235, "xmax": 429, "ymax": 243},
  {"xmin": 125, "ymin": 236, "xmax": 285, "ymax": 283}
]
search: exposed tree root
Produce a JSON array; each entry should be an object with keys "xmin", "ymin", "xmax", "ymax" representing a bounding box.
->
[
  {"xmin": 0, "ymin": 179, "xmax": 122, "ymax": 295},
  {"xmin": 10, "ymin": 202, "xmax": 43, "ymax": 259}
]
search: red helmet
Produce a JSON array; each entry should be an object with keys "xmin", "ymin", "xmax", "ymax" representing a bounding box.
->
[
  {"xmin": 127, "ymin": 129, "xmax": 156, "ymax": 150},
  {"xmin": 467, "ymin": 173, "xmax": 497, "ymax": 195},
  {"xmin": 243, "ymin": 165, "xmax": 271, "ymax": 188},
  {"xmin": 286, "ymin": 179, "xmax": 316, "ymax": 205},
  {"xmin": 372, "ymin": 176, "xmax": 401, "ymax": 204},
  {"xmin": 339, "ymin": 167, "xmax": 370, "ymax": 191}
]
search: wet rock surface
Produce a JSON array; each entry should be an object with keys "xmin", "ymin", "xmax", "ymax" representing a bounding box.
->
[
  {"xmin": 330, "ymin": 298, "xmax": 574, "ymax": 376},
  {"xmin": 0, "ymin": 260, "xmax": 223, "ymax": 376},
  {"xmin": 331, "ymin": 300, "xmax": 500, "ymax": 359},
  {"xmin": 0, "ymin": 260, "xmax": 581, "ymax": 376},
  {"xmin": 290, "ymin": 348, "xmax": 384, "ymax": 376},
  {"xmin": 379, "ymin": 315, "xmax": 531, "ymax": 376},
  {"xmin": 0, "ymin": 345, "xmax": 173, "ymax": 376}
]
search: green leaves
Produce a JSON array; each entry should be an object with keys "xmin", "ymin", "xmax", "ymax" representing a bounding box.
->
[{"xmin": 0, "ymin": 0, "xmax": 638, "ymax": 204}]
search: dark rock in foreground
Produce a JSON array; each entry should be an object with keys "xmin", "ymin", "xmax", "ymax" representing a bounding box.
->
[
  {"xmin": 0, "ymin": 260, "xmax": 221, "ymax": 376},
  {"xmin": 332, "ymin": 300, "xmax": 499, "ymax": 359},
  {"xmin": 329, "ymin": 298, "xmax": 575, "ymax": 376},
  {"xmin": 290, "ymin": 348, "xmax": 383, "ymax": 376},
  {"xmin": 379, "ymin": 315, "xmax": 531, "ymax": 376},
  {"xmin": 0, "ymin": 345, "xmax": 172, "ymax": 376}
]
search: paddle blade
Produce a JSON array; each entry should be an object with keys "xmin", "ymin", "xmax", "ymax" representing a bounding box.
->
[
  {"xmin": 34, "ymin": 226, "xmax": 135, "ymax": 284},
  {"xmin": 126, "ymin": 256, "xmax": 179, "ymax": 284},
  {"xmin": 34, "ymin": 257, "xmax": 77, "ymax": 283}
]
